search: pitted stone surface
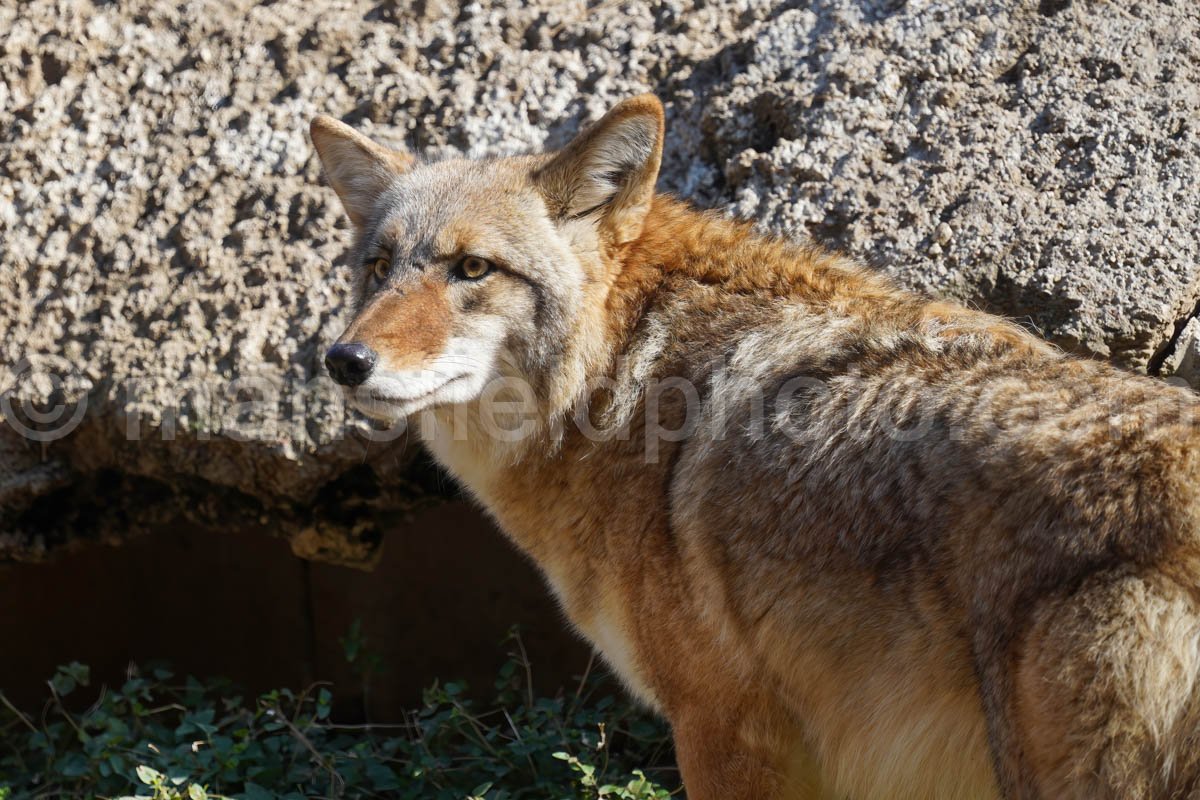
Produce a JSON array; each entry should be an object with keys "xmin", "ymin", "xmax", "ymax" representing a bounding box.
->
[{"xmin": 2, "ymin": 0, "xmax": 1198, "ymax": 558}]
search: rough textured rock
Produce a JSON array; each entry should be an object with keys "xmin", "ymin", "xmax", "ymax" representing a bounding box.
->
[
  {"xmin": 3, "ymin": 0, "xmax": 1199, "ymax": 561},
  {"xmin": 707, "ymin": 1, "xmax": 1200, "ymax": 369}
]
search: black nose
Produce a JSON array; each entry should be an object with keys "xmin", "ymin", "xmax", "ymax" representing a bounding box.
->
[{"xmin": 325, "ymin": 342, "xmax": 378, "ymax": 387}]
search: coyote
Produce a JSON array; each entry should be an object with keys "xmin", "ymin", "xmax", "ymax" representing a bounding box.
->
[{"xmin": 310, "ymin": 95, "xmax": 1200, "ymax": 799}]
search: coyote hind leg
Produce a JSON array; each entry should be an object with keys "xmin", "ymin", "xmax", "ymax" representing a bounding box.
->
[{"xmin": 1012, "ymin": 568, "xmax": 1200, "ymax": 799}]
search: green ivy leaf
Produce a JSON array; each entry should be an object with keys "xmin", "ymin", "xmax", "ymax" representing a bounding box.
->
[
  {"xmin": 238, "ymin": 782, "xmax": 274, "ymax": 800},
  {"xmin": 135, "ymin": 764, "xmax": 163, "ymax": 785}
]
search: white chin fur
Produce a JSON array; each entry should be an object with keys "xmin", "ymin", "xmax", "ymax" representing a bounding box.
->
[{"xmin": 344, "ymin": 338, "xmax": 498, "ymax": 419}]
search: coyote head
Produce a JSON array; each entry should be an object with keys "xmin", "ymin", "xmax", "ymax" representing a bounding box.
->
[{"xmin": 310, "ymin": 96, "xmax": 664, "ymax": 425}]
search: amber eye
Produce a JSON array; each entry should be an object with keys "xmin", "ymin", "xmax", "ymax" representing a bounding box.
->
[
  {"xmin": 370, "ymin": 257, "xmax": 389, "ymax": 282},
  {"xmin": 456, "ymin": 255, "xmax": 493, "ymax": 281}
]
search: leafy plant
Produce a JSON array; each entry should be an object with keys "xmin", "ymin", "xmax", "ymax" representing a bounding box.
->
[
  {"xmin": 0, "ymin": 630, "xmax": 676, "ymax": 799},
  {"xmin": 117, "ymin": 764, "xmax": 223, "ymax": 800}
]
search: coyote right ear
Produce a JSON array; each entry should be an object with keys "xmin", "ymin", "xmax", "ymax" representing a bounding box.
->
[
  {"xmin": 535, "ymin": 95, "xmax": 665, "ymax": 245},
  {"xmin": 310, "ymin": 116, "xmax": 414, "ymax": 227}
]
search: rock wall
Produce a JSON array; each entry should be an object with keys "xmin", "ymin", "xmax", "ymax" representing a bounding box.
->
[{"xmin": 3, "ymin": 0, "xmax": 1199, "ymax": 561}]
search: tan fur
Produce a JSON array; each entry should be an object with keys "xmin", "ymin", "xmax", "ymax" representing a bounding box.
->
[
  {"xmin": 309, "ymin": 96, "xmax": 1200, "ymax": 799},
  {"xmin": 345, "ymin": 282, "xmax": 451, "ymax": 371}
]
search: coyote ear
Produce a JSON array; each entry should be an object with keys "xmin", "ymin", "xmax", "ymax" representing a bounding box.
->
[
  {"xmin": 310, "ymin": 115, "xmax": 414, "ymax": 227},
  {"xmin": 536, "ymin": 94, "xmax": 664, "ymax": 244}
]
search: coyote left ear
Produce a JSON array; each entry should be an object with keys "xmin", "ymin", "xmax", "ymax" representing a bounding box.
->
[
  {"xmin": 536, "ymin": 94, "xmax": 665, "ymax": 244},
  {"xmin": 310, "ymin": 115, "xmax": 414, "ymax": 228}
]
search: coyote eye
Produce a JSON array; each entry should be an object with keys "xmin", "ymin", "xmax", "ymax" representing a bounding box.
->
[
  {"xmin": 454, "ymin": 255, "xmax": 493, "ymax": 281},
  {"xmin": 370, "ymin": 257, "xmax": 389, "ymax": 282}
]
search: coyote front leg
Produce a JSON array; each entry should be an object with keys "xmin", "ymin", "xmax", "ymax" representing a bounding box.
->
[{"xmin": 671, "ymin": 704, "xmax": 820, "ymax": 800}]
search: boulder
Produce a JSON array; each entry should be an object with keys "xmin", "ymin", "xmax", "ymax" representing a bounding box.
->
[{"xmin": 3, "ymin": 0, "xmax": 1198, "ymax": 561}]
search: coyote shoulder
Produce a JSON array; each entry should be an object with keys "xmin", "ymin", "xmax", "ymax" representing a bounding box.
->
[{"xmin": 310, "ymin": 95, "xmax": 1200, "ymax": 799}]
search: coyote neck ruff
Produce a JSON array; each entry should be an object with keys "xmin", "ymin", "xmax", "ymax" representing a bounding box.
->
[{"xmin": 311, "ymin": 95, "xmax": 1200, "ymax": 800}]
